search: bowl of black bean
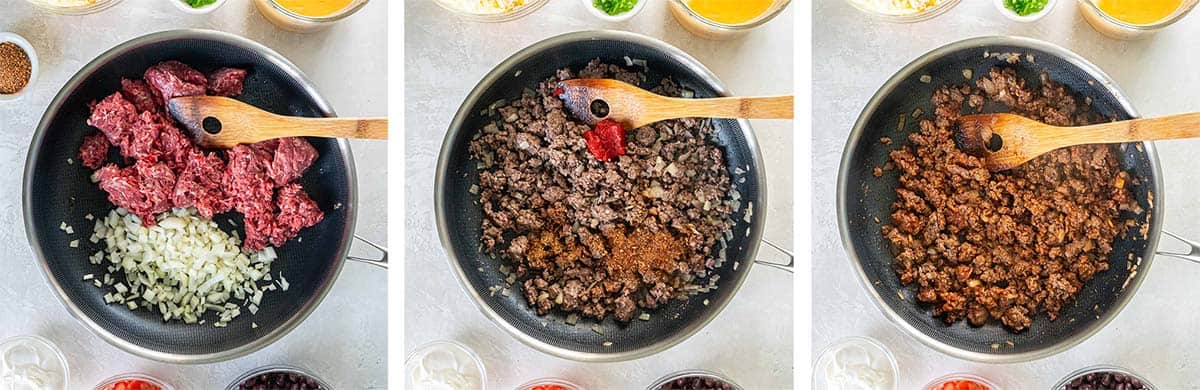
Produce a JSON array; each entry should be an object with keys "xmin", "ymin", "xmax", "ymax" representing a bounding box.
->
[
  {"xmin": 226, "ymin": 364, "xmax": 331, "ymax": 390},
  {"xmin": 1053, "ymin": 365, "xmax": 1154, "ymax": 390},
  {"xmin": 647, "ymin": 369, "xmax": 741, "ymax": 390}
]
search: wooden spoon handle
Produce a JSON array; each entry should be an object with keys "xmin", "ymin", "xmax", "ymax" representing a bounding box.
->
[
  {"xmin": 1057, "ymin": 112, "xmax": 1200, "ymax": 146},
  {"xmin": 653, "ymin": 95, "xmax": 794, "ymax": 121},
  {"xmin": 259, "ymin": 116, "xmax": 389, "ymax": 141}
]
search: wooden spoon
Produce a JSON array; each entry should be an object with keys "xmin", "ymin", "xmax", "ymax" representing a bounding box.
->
[
  {"xmin": 956, "ymin": 112, "xmax": 1200, "ymax": 172},
  {"xmin": 555, "ymin": 79, "xmax": 793, "ymax": 129},
  {"xmin": 167, "ymin": 96, "xmax": 388, "ymax": 149}
]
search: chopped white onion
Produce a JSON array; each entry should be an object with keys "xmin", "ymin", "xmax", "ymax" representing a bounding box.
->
[{"xmin": 89, "ymin": 208, "xmax": 280, "ymax": 327}]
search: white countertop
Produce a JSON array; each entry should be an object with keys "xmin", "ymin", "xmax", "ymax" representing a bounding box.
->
[
  {"xmin": 815, "ymin": 1, "xmax": 1200, "ymax": 388},
  {"xmin": 404, "ymin": 1, "xmax": 794, "ymax": 389},
  {"xmin": 0, "ymin": 1, "xmax": 387, "ymax": 388}
]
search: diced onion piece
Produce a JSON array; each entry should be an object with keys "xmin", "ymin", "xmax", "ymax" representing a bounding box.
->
[{"xmin": 87, "ymin": 208, "xmax": 282, "ymax": 325}]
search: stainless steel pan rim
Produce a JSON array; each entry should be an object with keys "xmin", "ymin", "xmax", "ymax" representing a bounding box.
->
[
  {"xmin": 21, "ymin": 29, "xmax": 359, "ymax": 364},
  {"xmin": 434, "ymin": 29, "xmax": 768, "ymax": 362},
  {"xmin": 835, "ymin": 35, "xmax": 1164, "ymax": 363}
]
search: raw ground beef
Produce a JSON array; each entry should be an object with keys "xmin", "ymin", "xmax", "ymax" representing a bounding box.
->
[
  {"xmin": 268, "ymin": 137, "xmax": 318, "ymax": 186},
  {"xmin": 207, "ymin": 67, "xmax": 247, "ymax": 97},
  {"xmin": 470, "ymin": 60, "xmax": 738, "ymax": 323},
  {"xmin": 224, "ymin": 143, "xmax": 276, "ymax": 216},
  {"xmin": 144, "ymin": 60, "xmax": 207, "ymax": 104},
  {"xmin": 271, "ymin": 183, "xmax": 323, "ymax": 247},
  {"xmin": 120, "ymin": 78, "xmax": 158, "ymax": 114},
  {"xmin": 78, "ymin": 133, "xmax": 109, "ymax": 169},
  {"xmin": 84, "ymin": 93, "xmax": 195, "ymax": 167},
  {"xmin": 172, "ymin": 150, "xmax": 232, "ymax": 219},
  {"xmin": 81, "ymin": 60, "xmax": 323, "ymax": 251},
  {"xmin": 86, "ymin": 92, "xmax": 139, "ymax": 149},
  {"xmin": 881, "ymin": 67, "xmax": 1140, "ymax": 331},
  {"xmin": 94, "ymin": 159, "xmax": 176, "ymax": 223}
]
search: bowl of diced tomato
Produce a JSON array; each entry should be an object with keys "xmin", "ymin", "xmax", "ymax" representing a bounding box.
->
[
  {"xmin": 926, "ymin": 374, "xmax": 999, "ymax": 390},
  {"xmin": 518, "ymin": 378, "xmax": 585, "ymax": 390},
  {"xmin": 96, "ymin": 374, "xmax": 172, "ymax": 390}
]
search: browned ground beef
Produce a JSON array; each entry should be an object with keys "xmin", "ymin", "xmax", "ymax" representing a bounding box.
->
[
  {"xmin": 881, "ymin": 67, "xmax": 1139, "ymax": 332},
  {"xmin": 469, "ymin": 60, "xmax": 737, "ymax": 322}
]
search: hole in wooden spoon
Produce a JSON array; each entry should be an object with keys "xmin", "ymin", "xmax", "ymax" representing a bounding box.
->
[
  {"xmin": 202, "ymin": 116, "xmax": 222, "ymax": 134},
  {"xmin": 590, "ymin": 99, "xmax": 609, "ymax": 119},
  {"xmin": 987, "ymin": 133, "xmax": 1003, "ymax": 152}
]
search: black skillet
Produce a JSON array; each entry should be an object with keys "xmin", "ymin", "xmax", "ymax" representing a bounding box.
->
[{"xmin": 23, "ymin": 29, "xmax": 384, "ymax": 364}]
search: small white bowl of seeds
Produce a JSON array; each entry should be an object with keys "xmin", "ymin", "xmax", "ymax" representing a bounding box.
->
[{"xmin": 0, "ymin": 32, "xmax": 38, "ymax": 102}]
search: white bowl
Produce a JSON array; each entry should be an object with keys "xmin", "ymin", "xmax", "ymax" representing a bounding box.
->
[
  {"xmin": 582, "ymin": 0, "xmax": 647, "ymax": 22},
  {"xmin": 993, "ymin": 0, "xmax": 1057, "ymax": 22},
  {"xmin": 0, "ymin": 32, "xmax": 38, "ymax": 103},
  {"xmin": 169, "ymin": 0, "xmax": 227, "ymax": 14}
]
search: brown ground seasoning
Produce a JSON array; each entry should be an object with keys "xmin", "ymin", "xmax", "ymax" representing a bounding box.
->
[{"xmin": 0, "ymin": 42, "xmax": 31, "ymax": 95}]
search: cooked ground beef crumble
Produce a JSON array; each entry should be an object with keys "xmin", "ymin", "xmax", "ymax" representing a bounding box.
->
[
  {"xmin": 469, "ymin": 60, "xmax": 738, "ymax": 323},
  {"xmin": 881, "ymin": 67, "xmax": 1139, "ymax": 331}
]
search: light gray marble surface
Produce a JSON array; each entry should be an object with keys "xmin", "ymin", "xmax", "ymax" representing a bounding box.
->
[
  {"xmin": 405, "ymin": 1, "xmax": 794, "ymax": 389},
  {"xmin": 815, "ymin": 1, "xmax": 1200, "ymax": 389},
  {"xmin": 0, "ymin": 0, "xmax": 387, "ymax": 388}
]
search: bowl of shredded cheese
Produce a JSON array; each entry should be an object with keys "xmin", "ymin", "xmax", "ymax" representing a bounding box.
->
[
  {"xmin": 844, "ymin": 0, "xmax": 962, "ymax": 22},
  {"xmin": 431, "ymin": 0, "xmax": 550, "ymax": 22},
  {"xmin": 23, "ymin": 0, "xmax": 123, "ymax": 15}
]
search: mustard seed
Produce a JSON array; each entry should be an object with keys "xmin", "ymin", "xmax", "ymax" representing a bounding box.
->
[{"xmin": 0, "ymin": 42, "xmax": 32, "ymax": 95}]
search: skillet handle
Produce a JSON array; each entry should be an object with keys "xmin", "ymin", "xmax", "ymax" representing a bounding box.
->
[
  {"xmin": 755, "ymin": 239, "xmax": 793, "ymax": 273},
  {"xmin": 346, "ymin": 234, "xmax": 389, "ymax": 269},
  {"xmin": 1157, "ymin": 230, "xmax": 1200, "ymax": 264}
]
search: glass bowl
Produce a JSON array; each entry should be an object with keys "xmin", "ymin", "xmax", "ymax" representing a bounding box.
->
[
  {"xmin": 1051, "ymin": 365, "xmax": 1155, "ymax": 390},
  {"xmin": 843, "ymin": 0, "xmax": 962, "ymax": 23},
  {"xmin": 646, "ymin": 369, "xmax": 743, "ymax": 390},
  {"xmin": 0, "ymin": 335, "xmax": 70, "ymax": 390},
  {"xmin": 518, "ymin": 378, "xmax": 585, "ymax": 390},
  {"xmin": 813, "ymin": 336, "xmax": 899, "ymax": 390},
  {"xmin": 225, "ymin": 365, "xmax": 331, "ymax": 390},
  {"xmin": 668, "ymin": 0, "xmax": 792, "ymax": 40},
  {"xmin": 253, "ymin": 0, "xmax": 371, "ymax": 33},
  {"xmin": 96, "ymin": 373, "xmax": 173, "ymax": 390},
  {"xmin": 23, "ymin": 0, "xmax": 123, "ymax": 15},
  {"xmin": 431, "ymin": 0, "xmax": 550, "ymax": 22},
  {"xmin": 1077, "ymin": 0, "xmax": 1200, "ymax": 40},
  {"xmin": 405, "ymin": 340, "xmax": 487, "ymax": 390},
  {"xmin": 925, "ymin": 373, "xmax": 1001, "ymax": 390}
]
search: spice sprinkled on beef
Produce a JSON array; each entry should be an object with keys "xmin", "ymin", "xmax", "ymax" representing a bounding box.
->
[{"xmin": 470, "ymin": 60, "xmax": 738, "ymax": 322}]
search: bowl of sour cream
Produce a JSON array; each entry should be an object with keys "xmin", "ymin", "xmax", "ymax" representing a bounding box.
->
[
  {"xmin": 0, "ymin": 335, "xmax": 70, "ymax": 390},
  {"xmin": 406, "ymin": 340, "xmax": 487, "ymax": 390},
  {"xmin": 814, "ymin": 336, "xmax": 899, "ymax": 390}
]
